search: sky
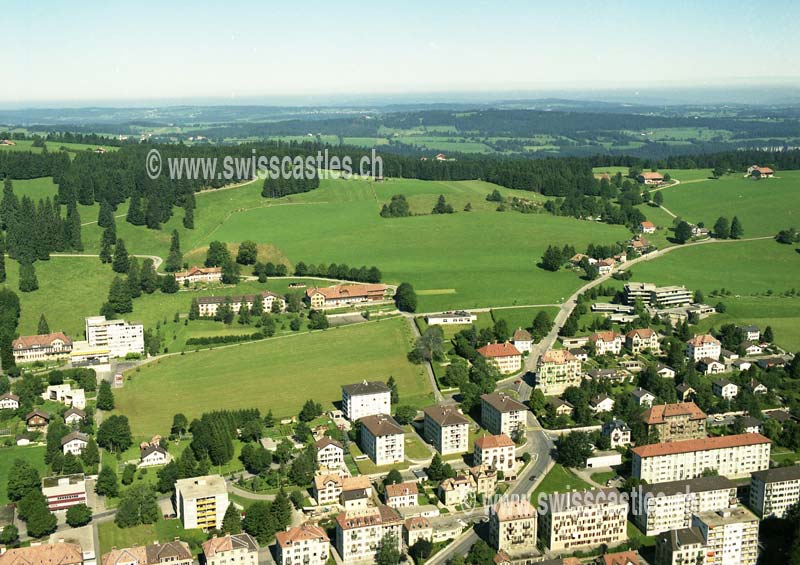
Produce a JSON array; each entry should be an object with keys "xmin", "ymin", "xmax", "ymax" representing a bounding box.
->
[{"xmin": 3, "ymin": 0, "xmax": 799, "ymax": 106}]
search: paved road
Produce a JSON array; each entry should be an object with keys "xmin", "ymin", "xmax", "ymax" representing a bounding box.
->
[{"xmin": 51, "ymin": 252, "xmax": 164, "ymax": 269}]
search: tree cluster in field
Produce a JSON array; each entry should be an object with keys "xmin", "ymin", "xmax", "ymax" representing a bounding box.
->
[
  {"xmin": 0, "ymin": 287, "xmax": 20, "ymax": 373},
  {"xmin": 6, "ymin": 459, "xmax": 57, "ymax": 538},
  {"xmin": 380, "ymin": 194, "xmax": 411, "ymax": 217},
  {"xmin": 776, "ymin": 227, "xmax": 800, "ymax": 245},
  {"xmin": 294, "ymin": 261, "xmax": 382, "ymax": 283},
  {"xmin": 711, "ymin": 216, "xmax": 744, "ymax": 240},
  {"xmin": 394, "ymin": 282, "xmax": 417, "ymax": 312},
  {"xmin": 185, "ymin": 332, "xmax": 264, "ymax": 346},
  {"xmin": 204, "ymin": 241, "xmax": 240, "ymax": 283},
  {"xmin": 539, "ymin": 244, "xmax": 578, "ymax": 272},
  {"xmin": 0, "ymin": 148, "xmax": 70, "ymax": 179},
  {"xmin": 262, "ymin": 169, "xmax": 320, "ymax": 198}
]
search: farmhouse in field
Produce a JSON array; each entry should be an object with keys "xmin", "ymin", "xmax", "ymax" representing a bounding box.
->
[
  {"xmin": 306, "ymin": 283, "xmax": 387, "ymax": 309},
  {"xmin": 174, "ymin": 266, "xmax": 222, "ymax": 285},
  {"xmin": 638, "ymin": 171, "xmax": 664, "ymax": 185},
  {"xmin": 12, "ymin": 332, "xmax": 73, "ymax": 364},
  {"xmin": 748, "ymin": 165, "xmax": 774, "ymax": 179},
  {"xmin": 477, "ymin": 342, "xmax": 522, "ymax": 374},
  {"xmin": 639, "ymin": 220, "xmax": 656, "ymax": 234},
  {"xmin": 198, "ymin": 290, "xmax": 286, "ymax": 317},
  {"xmin": 425, "ymin": 311, "xmax": 477, "ymax": 325}
]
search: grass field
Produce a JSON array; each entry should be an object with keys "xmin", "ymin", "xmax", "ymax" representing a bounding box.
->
[
  {"xmin": 10, "ymin": 177, "xmax": 60, "ymax": 201},
  {"xmin": 530, "ymin": 464, "xmax": 592, "ymax": 504},
  {"xmin": 97, "ymin": 519, "xmax": 207, "ymax": 556},
  {"xmin": 656, "ymin": 170, "xmax": 800, "ymax": 237},
  {"xmin": 0, "ymin": 140, "xmax": 118, "ymax": 156},
  {"xmin": 0, "ymin": 445, "xmax": 47, "ymax": 505},
  {"xmin": 114, "ymin": 317, "xmax": 432, "ymax": 435},
  {"xmin": 693, "ymin": 296, "xmax": 800, "ymax": 351}
]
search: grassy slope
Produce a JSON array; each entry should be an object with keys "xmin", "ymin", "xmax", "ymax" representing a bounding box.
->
[
  {"xmin": 0, "ymin": 445, "xmax": 48, "ymax": 505},
  {"xmin": 114, "ymin": 317, "xmax": 432, "ymax": 435}
]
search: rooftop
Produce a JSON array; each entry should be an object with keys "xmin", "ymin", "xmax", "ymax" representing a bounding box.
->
[
  {"xmin": 632, "ymin": 433, "xmax": 770, "ymax": 458},
  {"xmin": 202, "ymin": 533, "xmax": 259, "ymax": 556},
  {"xmin": 477, "ymin": 342, "xmax": 522, "ymax": 358},
  {"xmin": 423, "ymin": 404, "xmax": 469, "ymax": 427},
  {"xmin": 175, "ymin": 474, "xmax": 227, "ymax": 498},
  {"xmin": 341, "ymin": 380, "xmax": 390, "ymax": 396},
  {"xmin": 360, "ymin": 414, "xmax": 404, "ymax": 436},
  {"xmin": 751, "ymin": 465, "xmax": 800, "ymax": 484},
  {"xmin": 275, "ymin": 523, "xmax": 328, "ymax": 548},
  {"xmin": 481, "ymin": 392, "xmax": 526, "ymax": 413},
  {"xmin": 643, "ymin": 402, "xmax": 706, "ymax": 424}
]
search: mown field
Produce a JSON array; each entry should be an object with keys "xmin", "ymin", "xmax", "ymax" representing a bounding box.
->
[
  {"xmin": 0, "ymin": 445, "xmax": 48, "ymax": 505},
  {"xmin": 113, "ymin": 317, "xmax": 432, "ymax": 435}
]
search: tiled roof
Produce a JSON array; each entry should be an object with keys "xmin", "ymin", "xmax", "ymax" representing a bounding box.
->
[
  {"xmin": 1, "ymin": 543, "xmax": 84, "ymax": 565},
  {"xmin": 12, "ymin": 332, "xmax": 72, "ymax": 350},
  {"xmin": 477, "ymin": 342, "xmax": 521, "ymax": 358},
  {"xmin": 589, "ymin": 331, "xmax": 621, "ymax": 343},
  {"xmin": 480, "ymin": 392, "xmax": 526, "ymax": 413},
  {"xmin": 541, "ymin": 349, "xmax": 578, "ymax": 364},
  {"xmin": 306, "ymin": 284, "xmax": 386, "ymax": 300},
  {"xmin": 360, "ymin": 414, "xmax": 403, "ymax": 437},
  {"xmin": 687, "ymin": 334, "xmax": 720, "ymax": 347},
  {"xmin": 202, "ymin": 533, "xmax": 259, "ymax": 556},
  {"xmin": 632, "ymin": 433, "xmax": 770, "ymax": 458},
  {"xmin": 493, "ymin": 499, "xmax": 536, "ymax": 520},
  {"xmin": 61, "ymin": 431, "xmax": 89, "ymax": 446},
  {"xmin": 336, "ymin": 505, "xmax": 401, "ymax": 530},
  {"xmin": 315, "ymin": 437, "xmax": 344, "ymax": 450},
  {"xmin": 626, "ymin": 328, "xmax": 655, "ymax": 339},
  {"xmin": 475, "ymin": 434, "xmax": 515, "ymax": 450},
  {"xmin": 643, "ymin": 402, "xmax": 706, "ymax": 424},
  {"xmin": 423, "ymin": 405, "xmax": 468, "ymax": 427},
  {"xmin": 341, "ymin": 380, "xmax": 390, "ymax": 396},
  {"xmin": 512, "ymin": 328, "xmax": 532, "ymax": 341},
  {"xmin": 385, "ymin": 482, "xmax": 418, "ymax": 498}
]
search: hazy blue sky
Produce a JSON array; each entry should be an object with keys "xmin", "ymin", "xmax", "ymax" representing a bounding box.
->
[{"xmin": 4, "ymin": 0, "xmax": 799, "ymax": 104}]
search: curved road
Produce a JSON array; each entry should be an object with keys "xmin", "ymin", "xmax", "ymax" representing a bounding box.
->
[{"xmin": 51, "ymin": 252, "xmax": 164, "ymax": 270}]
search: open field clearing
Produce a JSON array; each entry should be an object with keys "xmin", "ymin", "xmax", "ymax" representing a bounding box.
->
[
  {"xmin": 693, "ymin": 296, "xmax": 800, "ymax": 351},
  {"xmin": 11, "ymin": 176, "xmax": 60, "ymax": 201},
  {"xmin": 0, "ymin": 445, "xmax": 48, "ymax": 505},
  {"xmin": 0, "ymin": 139, "xmax": 118, "ymax": 155},
  {"xmin": 114, "ymin": 317, "xmax": 432, "ymax": 435}
]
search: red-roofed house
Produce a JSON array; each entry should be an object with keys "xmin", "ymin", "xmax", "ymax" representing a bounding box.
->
[
  {"xmin": 306, "ymin": 284, "xmax": 388, "ymax": 309},
  {"xmin": 748, "ymin": 165, "xmax": 774, "ymax": 179},
  {"xmin": 625, "ymin": 328, "xmax": 659, "ymax": 354},
  {"xmin": 474, "ymin": 434, "xmax": 516, "ymax": 476},
  {"xmin": 477, "ymin": 342, "xmax": 522, "ymax": 374},
  {"xmin": 174, "ymin": 266, "xmax": 222, "ymax": 285},
  {"xmin": 638, "ymin": 171, "xmax": 664, "ymax": 185},
  {"xmin": 686, "ymin": 334, "xmax": 721, "ymax": 361},
  {"xmin": 639, "ymin": 221, "xmax": 656, "ymax": 234},
  {"xmin": 275, "ymin": 524, "xmax": 328, "ymax": 565},
  {"xmin": 12, "ymin": 332, "xmax": 72, "ymax": 364},
  {"xmin": 589, "ymin": 331, "xmax": 624, "ymax": 355}
]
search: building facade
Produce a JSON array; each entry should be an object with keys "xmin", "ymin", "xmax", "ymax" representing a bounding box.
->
[
  {"xmin": 692, "ymin": 507, "xmax": 759, "ymax": 565},
  {"xmin": 477, "ymin": 342, "xmax": 523, "ymax": 374},
  {"xmin": 359, "ymin": 414, "xmax": 404, "ymax": 465},
  {"xmin": 750, "ymin": 465, "xmax": 800, "ymax": 519},
  {"xmin": 175, "ymin": 474, "xmax": 229, "ymax": 530},
  {"xmin": 536, "ymin": 349, "xmax": 582, "ymax": 394},
  {"xmin": 480, "ymin": 392, "xmax": 526, "ymax": 438},
  {"xmin": 201, "ymin": 533, "xmax": 259, "ymax": 565},
  {"xmin": 306, "ymin": 284, "xmax": 388, "ymax": 309},
  {"xmin": 473, "ymin": 434, "xmax": 516, "ymax": 476},
  {"xmin": 341, "ymin": 381, "xmax": 391, "ymax": 421},
  {"xmin": 42, "ymin": 474, "xmax": 87, "ymax": 511},
  {"xmin": 489, "ymin": 500, "xmax": 538, "ymax": 555},
  {"xmin": 335, "ymin": 506, "xmax": 403, "ymax": 563},
  {"xmin": 423, "ymin": 405, "xmax": 469, "ymax": 455},
  {"xmin": 275, "ymin": 524, "xmax": 329, "ymax": 565},
  {"xmin": 539, "ymin": 488, "xmax": 627, "ymax": 551},
  {"xmin": 12, "ymin": 332, "xmax": 73, "ymax": 364},
  {"xmin": 686, "ymin": 334, "xmax": 722, "ymax": 362},
  {"xmin": 197, "ymin": 291, "xmax": 285, "ymax": 317},
  {"xmin": 643, "ymin": 402, "xmax": 707, "ymax": 442},
  {"xmin": 85, "ymin": 316, "xmax": 145, "ymax": 358}
]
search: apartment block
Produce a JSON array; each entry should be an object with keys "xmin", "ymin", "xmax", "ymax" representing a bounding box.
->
[
  {"xmin": 749, "ymin": 465, "xmax": 800, "ymax": 519},
  {"xmin": 631, "ymin": 434, "xmax": 771, "ymax": 483},
  {"xmin": 359, "ymin": 414, "xmax": 404, "ymax": 465},
  {"xmin": 175, "ymin": 474, "xmax": 229, "ymax": 530},
  {"xmin": 654, "ymin": 527, "xmax": 706, "ymax": 565},
  {"xmin": 490, "ymin": 500, "xmax": 538, "ymax": 555},
  {"xmin": 692, "ymin": 507, "xmax": 759, "ymax": 565},
  {"xmin": 642, "ymin": 402, "xmax": 707, "ymax": 442},
  {"xmin": 275, "ymin": 523, "xmax": 329, "ymax": 565},
  {"xmin": 473, "ymin": 434, "xmax": 516, "ymax": 477},
  {"xmin": 335, "ymin": 506, "xmax": 403, "ymax": 563},
  {"xmin": 423, "ymin": 404, "xmax": 469, "ymax": 455},
  {"xmin": 539, "ymin": 488, "xmax": 627, "ymax": 551},
  {"xmin": 341, "ymin": 381, "xmax": 391, "ymax": 421},
  {"xmin": 536, "ymin": 349, "xmax": 582, "ymax": 395},
  {"xmin": 480, "ymin": 392, "xmax": 526, "ymax": 437},
  {"xmin": 85, "ymin": 315, "xmax": 145, "ymax": 358}
]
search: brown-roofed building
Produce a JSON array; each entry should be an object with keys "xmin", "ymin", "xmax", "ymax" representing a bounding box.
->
[
  {"xmin": 480, "ymin": 392, "xmax": 526, "ymax": 437},
  {"xmin": 536, "ymin": 349, "xmax": 582, "ymax": 394},
  {"xmin": 315, "ymin": 437, "xmax": 345, "ymax": 469},
  {"xmin": 335, "ymin": 506, "xmax": 402, "ymax": 563},
  {"xmin": 102, "ymin": 540, "xmax": 193, "ymax": 565},
  {"xmin": 61, "ymin": 431, "xmax": 89, "ymax": 456},
  {"xmin": 625, "ymin": 328, "xmax": 659, "ymax": 354},
  {"xmin": 638, "ymin": 171, "xmax": 664, "ymax": 185},
  {"xmin": 174, "ymin": 266, "xmax": 222, "ymax": 285},
  {"xmin": 12, "ymin": 332, "xmax": 73, "ymax": 364},
  {"xmin": 470, "ymin": 464, "xmax": 498, "ymax": 499},
  {"xmin": 313, "ymin": 474, "xmax": 371, "ymax": 506},
  {"xmin": 341, "ymin": 380, "xmax": 391, "ymax": 421},
  {"xmin": 474, "ymin": 434, "xmax": 516, "ymax": 476},
  {"xmin": 588, "ymin": 331, "xmax": 624, "ymax": 355},
  {"xmin": 0, "ymin": 392, "xmax": 19, "ymax": 411},
  {"xmin": 384, "ymin": 482, "xmax": 418, "ymax": 508},
  {"xmin": 512, "ymin": 327, "xmax": 533, "ymax": 353},
  {"xmin": 632, "ymin": 434, "xmax": 771, "ymax": 482},
  {"xmin": 477, "ymin": 342, "xmax": 522, "ymax": 374},
  {"xmin": 490, "ymin": 499, "xmax": 537, "ymax": 554},
  {"xmin": 202, "ymin": 533, "xmax": 259, "ymax": 565},
  {"xmin": 749, "ymin": 165, "xmax": 775, "ymax": 179},
  {"xmin": 423, "ymin": 405, "xmax": 469, "ymax": 455},
  {"xmin": 643, "ymin": 402, "xmax": 706, "ymax": 442},
  {"xmin": 359, "ymin": 414, "xmax": 404, "ymax": 465},
  {"xmin": 686, "ymin": 334, "xmax": 721, "ymax": 362},
  {"xmin": 1, "ymin": 542, "xmax": 84, "ymax": 565},
  {"xmin": 306, "ymin": 284, "xmax": 388, "ymax": 309},
  {"xmin": 600, "ymin": 551, "xmax": 640, "ymax": 565},
  {"xmin": 140, "ymin": 443, "xmax": 168, "ymax": 467},
  {"xmin": 275, "ymin": 523, "xmax": 329, "ymax": 565},
  {"xmin": 64, "ymin": 407, "xmax": 85, "ymax": 426},
  {"xmin": 639, "ymin": 221, "xmax": 656, "ymax": 234},
  {"xmin": 25, "ymin": 408, "xmax": 51, "ymax": 431},
  {"xmin": 404, "ymin": 516, "xmax": 433, "ymax": 547}
]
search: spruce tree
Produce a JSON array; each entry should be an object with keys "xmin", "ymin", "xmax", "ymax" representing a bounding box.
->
[
  {"xmin": 127, "ymin": 257, "xmax": 142, "ymax": 298},
  {"xmin": 126, "ymin": 194, "xmax": 145, "ymax": 225},
  {"xmin": 99, "ymin": 237, "xmax": 113, "ymax": 263},
  {"xmin": 139, "ymin": 259, "xmax": 158, "ymax": 294},
  {"xmin": 64, "ymin": 201, "xmax": 83, "ymax": 251},
  {"xmin": 145, "ymin": 197, "xmax": 162, "ymax": 230},
  {"xmin": 165, "ymin": 230, "xmax": 182, "ymax": 272},
  {"xmin": 18, "ymin": 261, "xmax": 39, "ymax": 292},
  {"xmin": 0, "ymin": 246, "xmax": 5, "ymax": 284},
  {"xmin": 730, "ymin": 216, "xmax": 744, "ymax": 239},
  {"xmin": 98, "ymin": 199, "xmax": 114, "ymax": 228},
  {"xmin": 37, "ymin": 314, "xmax": 49, "ymax": 335},
  {"xmin": 182, "ymin": 202, "xmax": 194, "ymax": 229},
  {"xmin": 34, "ymin": 199, "xmax": 50, "ymax": 261},
  {"xmin": 108, "ymin": 277, "xmax": 133, "ymax": 313},
  {"xmin": 112, "ymin": 239, "xmax": 130, "ymax": 273},
  {"xmin": 189, "ymin": 298, "xmax": 200, "ymax": 320}
]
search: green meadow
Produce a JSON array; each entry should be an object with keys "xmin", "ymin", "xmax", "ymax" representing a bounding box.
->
[
  {"xmin": 114, "ymin": 317, "xmax": 432, "ymax": 436},
  {"xmin": 0, "ymin": 445, "xmax": 48, "ymax": 505}
]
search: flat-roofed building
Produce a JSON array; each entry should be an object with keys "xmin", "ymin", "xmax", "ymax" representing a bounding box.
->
[
  {"xmin": 480, "ymin": 392, "xmax": 527, "ymax": 438},
  {"xmin": 631, "ymin": 434, "xmax": 771, "ymax": 483},
  {"xmin": 539, "ymin": 488, "xmax": 627, "ymax": 551},
  {"xmin": 692, "ymin": 507, "xmax": 759, "ymax": 565},
  {"xmin": 42, "ymin": 474, "xmax": 87, "ymax": 511},
  {"xmin": 631, "ymin": 476, "xmax": 737, "ymax": 536},
  {"xmin": 85, "ymin": 315, "xmax": 145, "ymax": 358},
  {"xmin": 425, "ymin": 311, "xmax": 477, "ymax": 325},
  {"xmin": 359, "ymin": 414, "xmax": 404, "ymax": 465},
  {"xmin": 175, "ymin": 474, "xmax": 229, "ymax": 530},
  {"xmin": 651, "ymin": 286, "xmax": 693, "ymax": 308},
  {"xmin": 423, "ymin": 405, "xmax": 469, "ymax": 455},
  {"xmin": 750, "ymin": 465, "xmax": 800, "ymax": 519}
]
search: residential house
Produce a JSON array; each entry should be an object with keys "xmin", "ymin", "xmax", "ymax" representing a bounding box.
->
[
  {"xmin": 341, "ymin": 488, "xmax": 370, "ymax": 510},
  {"xmin": 712, "ymin": 378, "xmax": 738, "ymax": 400},
  {"xmin": 733, "ymin": 359, "xmax": 753, "ymax": 371},
  {"xmin": 64, "ymin": 407, "xmax": 85, "ymax": 426},
  {"xmin": 540, "ymin": 488, "xmax": 627, "ymax": 551},
  {"xmin": 600, "ymin": 552, "xmax": 640, "ymax": 565},
  {"xmin": 700, "ymin": 357, "xmax": 726, "ymax": 375},
  {"xmin": 548, "ymin": 398, "xmax": 574, "ymax": 417},
  {"xmin": 202, "ymin": 533, "xmax": 259, "ymax": 565},
  {"xmin": 470, "ymin": 465, "xmax": 498, "ymax": 500},
  {"xmin": 85, "ymin": 315, "xmax": 145, "ymax": 358},
  {"xmin": 590, "ymin": 394, "xmax": 615, "ymax": 414},
  {"xmin": 738, "ymin": 415, "xmax": 764, "ymax": 434},
  {"xmin": 654, "ymin": 527, "xmax": 706, "ymax": 565},
  {"xmin": 313, "ymin": 474, "xmax": 371, "ymax": 506},
  {"xmin": 0, "ymin": 393, "xmax": 19, "ymax": 410},
  {"xmin": 477, "ymin": 342, "xmax": 523, "ymax": 374},
  {"xmin": 140, "ymin": 443, "xmax": 168, "ymax": 467},
  {"xmin": 588, "ymin": 331, "xmax": 624, "ymax": 355},
  {"xmin": 174, "ymin": 266, "xmax": 222, "ymax": 285},
  {"xmin": 474, "ymin": 434, "xmax": 516, "ymax": 476},
  {"xmin": 490, "ymin": 499, "xmax": 538, "ymax": 555},
  {"xmin": 275, "ymin": 523, "xmax": 329, "ymax": 565},
  {"xmin": 175, "ymin": 474, "xmax": 229, "ymax": 530},
  {"xmin": 569, "ymin": 348, "xmax": 589, "ymax": 362},
  {"xmin": 315, "ymin": 437, "xmax": 345, "ymax": 469},
  {"xmin": 741, "ymin": 341, "xmax": 763, "ymax": 356},
  {"xmin": 425, "ymin": 311, "xmax": 477, "ymax": 325},
  {"xmin": 42, "ymin": 474, "xmax": 87, "ymax": 511},
  {"xmin": 750, "ymin": 465, "xmax": 800, "ymax": 519},
  {"xmin": 102, "ymin": 540, "xmax": 193, "ymax": 565},
  {"xmin": 306, "ymin": 284, "xmax": 388, "ymax": 309},
  {"xmin": 746, "ymin": 379, "xmax": 768, "ymax": 395},
  {"xmin": 341, "ymin": 381, "xmax": 391, "ymax": 421},
  {"xmin": 625, "ymin": 328, "xmax": 659, "ymax": 354},
  {"xmin": 596, "ymin": 259, "xmax": 614, "ymax": 276},
  {"xmin": 536, "ymin": 349, "xmax": 582, "ymax": 394},
  {"xmin": 686, "ymin": 334, "xmax": 721, "ymax": 362},
  {"xmin": 335, "ymin": 506, "xmax": 403, "ymax": 563},
  {"xmin": 438, "ymin": 473, "xmax": 475, "ymax": 506},
  {"xmin": 631, "ymin": 434, "xmax": 771, "ymax": 482},
  {"xmin": 61, "ymin": 431, "xmax": 89, "ymax": 455},
  {"xmin": 12, "ymin": 332, "xmax": 73, "ymax": 364},
  {"xmin": 0, "ymin": 543, "xmax": 84, "ymax": 565},
  {"xmin": 404, "ymin": 517, "xmax": 433, "ymax": 548},
  {"xmin": 512, "ymin": 328, "xmax": 533, "ymax": 353},
  {"xmin": 359, "ymin": 414, "xmax": 404, "ymax": 465},
  {"xmin": 423, "ymin": 404, "xmax": 469, "ymax": 455},
  {"xmin": 480, "ymin": 392, "xmax": 527, "ymax": 437},
  {"xmin": 602, "ymin": 420, "xmax": 632, "ymax": 448},
  {"xmin": 642, "ymin": 402, "xmax": 707, "ymax": 442},
  {"xmin": 631, "ymin": 387, "xmax": 656, "ymax": 407},
  {"xmin": 741, "ymin": 325, "xmax": 760, "ymax": 341},
  {"xmin": 632, "ymin": 475, "xmax": 737, "ymax": 536},
  {"xmin": 655, "ymin": 363, "xmax": 676, "ymax": 379},
  {"xmin": 385, "ymin": 482, "xmax": 418, "ymax": 508},
  {"xmin": 639, "ymin": 221, "xmax": 656, "ymax": 234},
  {"xmin": 675, "ymin": 384, "xmax": 695, "ymax": 402},
  {"xmin": 26, "ymin": 409, "xmax": 51, "ymax": 431}
]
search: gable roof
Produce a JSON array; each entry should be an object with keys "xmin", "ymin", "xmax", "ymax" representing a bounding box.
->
[
  {"xmin": 61, "ymin": 431, "xmax": 89, "ymax": 446},
  {"xmin": 480, "ymin": 392, "xmax": 526, "ymax": 413},
  {"xmin": 687, "ymin": 334, "xmax": 720, "ymax": 347},
  {"xmin": 589, "ymin": 331, "xmax": 621, "ymax": 343},
  {"xmin": 315, "ymin": 437, "xmax": 344, "ymax": 450},
  {"xmin": 64, "ymin": 407, "xmax": 85, "ymax": 419},
  {"xmin": 202, "ymin": 533, "xmax": 259, "ymax": 556},
  {"xmin": 306, "ymin": 284, "xmax": 386, "ymax": 300},
  {"xmin": 512, "ymin": 328, "xmax": 532, "ymax": 341},
  {"xmin": 341, "ymin": 380, "xmax": 390, "ymax": 396},
  {"xmin": 140, "ymin": 443, "xmax": 167, "ymax": 459},
  {"xmin": 632, "ymin": 433, "xmax": 770, "ymax": 458},
  {"xmin": 1, "ymin": 543, "xmax": 84, "ymax": 565},
  {"xmin": 631, "ymin": 387, "xmax": 654, "ymax": 400},
  {"xmin": 423, "ymin": 405, "xmax": 468, "ymax": 427},
  {"xmin": 477, "ymin": 342, "xmax": 521, "ymax": 358},
  {"xmin": 643, "ymin": 402, "xmax": 705, "ymax": 424},
  {"xmin": 0, "ymin": 392, "xmax": 19, "ymax": 403},
  {"xmin": 626, "ymin": 328, "xmax": 656, "ymax": 339},
  {"xmin": 12, "ymin": 332, "xmax": 72, "ymax": 350},
  {"xmin": 385, "ymin": 482, "xmax": 418, "ymax": 498},
  {"xmin": 640, "ymin": 221, "xmax": 655, "ymax": 228},
  {"xmin": 601, "ymin": 550, "xmax": 640, "ymax": 565},
  {"xmin": 541, "ymin": 349, "xmax": 578, "ymax": 364},
  {"xmin": 25, "ymin": 409, "xmax": 51, "ymax": 422},
  {"xmin": 475, "ymin": 434, "xmax": 515, "ymax": 450}
]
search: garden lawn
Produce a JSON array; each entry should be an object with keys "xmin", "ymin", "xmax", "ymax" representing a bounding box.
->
[
  {"xmin": 114, "ymin": 317, "xmax": 431, "ymax": 436},
  {"xmin": 530, "ymin": 464, "xmax": 592, "ymax": 504},
  {"xmin": 0, "ymin": 445, "xmax": 47, "ymax": 505},
  {"xmin": 97, "ymin": 519, "xmax": 207, "ymax": 556}
]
